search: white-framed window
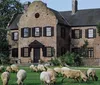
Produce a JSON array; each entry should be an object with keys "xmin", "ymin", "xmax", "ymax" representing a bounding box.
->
[
  {"xmin": 24, "ymin": 28, "xmax": 29, "ymax": 37},
  {"xmin": 35, "ymin": 27, "xmax": 40, "ymax": 36},
  {"xmin": 12, "ymin": 32, "xmax": 18, "ymax": 41},
  {"xmin": 46, "ymin": 27, "xmax": 51, "ymax": 36},
  {"xmin": 88, "ymin": 29, "xmax": 93, "ymax": 38}
]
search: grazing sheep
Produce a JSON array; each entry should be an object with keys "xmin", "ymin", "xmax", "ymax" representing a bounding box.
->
[
  {"xmin": 17, "ymin": 69, "xmax": 27, "ymax": 85},
  {"xmin": 6, "ymin": 66, "xmax": 12, "ymax": 72},
  {"xmin": 11, "ymin": 64, "xmax": 19, "ymax": 72},
  {"xmin": 87, "ymin": 68, "xmax": 98, "ymax": 81},
  {"xmin": 29, "ymin": 65, "xmax": 34, "ymax": 71},
  {"xmin": 1, "ymin": 71, "xmax": 10, "ymax": 85},
  {"xmin": 61, "ymin": 67, "xmax": 70, "ymax": 75},
  {"xmin": 54, "ymin": 67, "xmax": 61, "ymax": 74},
  {"xmin": 37, "ymin": 64, "xmax": 46, "ymax": 71},
  {"xmin": 29, "ymin": 65, "xmax": 38, "ymax": 72},
  {"xmin": 40, "ymin": 71, "xmax": 52, "ymax": 85},
  {"xmin": 62, "ymin": 69, "xmax": 87, "ymax": 82},
  {"xmin": 0, "ymin": 65, "xmax": 4, "ymax": 72}
]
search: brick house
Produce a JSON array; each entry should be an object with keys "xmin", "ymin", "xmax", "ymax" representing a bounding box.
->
[{"xmin": 7, "ymin": 0, "xmax": 100, "ymax": 65}]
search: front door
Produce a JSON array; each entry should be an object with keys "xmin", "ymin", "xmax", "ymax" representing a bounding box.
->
[{"xmin": 34, "ymin": 48, "xmax": 40, "ymax": 63}]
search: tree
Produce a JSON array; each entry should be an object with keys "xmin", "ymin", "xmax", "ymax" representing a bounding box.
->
[
  {"xmin": 0, "ymin": 0, "xmax": 23, "ymax": 64},
  {"xmin": 96, "ymin": 22, "xmax": 100, "ymax": 36}
]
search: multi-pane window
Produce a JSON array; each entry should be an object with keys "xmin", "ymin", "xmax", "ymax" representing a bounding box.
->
[
  {"xmin": 72, "ymin": 48, "xmax": 80, "ymax": 54},
  {"xmin": 32, "ymin": 27, "xmax": 42, "ymax": 37},
  {"xmin": 12, "ymin": 32, "xmax": 18, "ymax": 41},
  {"xmin": 85, "ymin": 28, "xmax": 96, "ymax": 38},
  {"xmin": 47, "ymin": 47, "xmax": 52, "ymax": 57},
  {"xmin": 43, "ymin": 26, "xmax": 54, "ymax": 37},
  {"xmin": 21, "ymin": 27, "xmax": 31, "ymax": 38},
  {"xmin": 88, "ymin": 48, "xmax": 94, "ymax": 57},
  {"xmin": 72, "ymin": 29, "xmax": 82, "ymax": 39},
  {"xmin": 21, "ymin": 47, "xmax": 30, "ymax": 57}
]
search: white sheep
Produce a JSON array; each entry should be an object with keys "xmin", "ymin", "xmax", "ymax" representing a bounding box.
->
[
  {"xmin": 11, "ymin": 64, "xmax": 19, "ymax": 72},
  {"xmin": 6, "ymin": 66, "xmax": 12, "ymax": 72},
  {"xmin": 37, "ymin": 64, "xmax": 46, "ymax": 71},
  {"xmin": 87, "ymin": 68, "xmax": 98, "ymax": 81},
  {"xmin": 17, "ymin": 69, "xmax": 27, "ymax": 85},
  {"xmin": 29, "ymin": 65, "xmax": 34, "ymax": 71},
  {"xmin": 61, "ymin": 67, "xmax": 70, "ymax": 75},
  {"xmin": 1, "ymin": 71, "xmax": 10, "ymax": 85},
  {"xmin": 62, "ymin": 69, "xmax": 87, "ymax": 82},
  {"xmin": 40, "ymin": 71, "xmax": 51, "ymax": 85}
]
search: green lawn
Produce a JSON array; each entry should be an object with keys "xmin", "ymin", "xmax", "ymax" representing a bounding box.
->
[{"xmin": 0, "ymin": 66, "xmax": 100, "ymax": 85}]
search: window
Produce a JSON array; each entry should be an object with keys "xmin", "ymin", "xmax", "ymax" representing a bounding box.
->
[
  {"xmin": 85, "ymin": 28, "xmax": 96, "ymax": 38},
  {"xmin": 88, "ymin": 48, "xmax": 94, "ymax": 57},
  {"xmin": 12, "ymin": 48, "xmax": 18, "ymax": 57},
  {"xmin": 72, "ymin": 29, "xmax": 82, "ymax": 39},
  {"xmin": 61, "ymin": 27, "xmax": 66, "ymax": 38},
  {"xmin": 21, "ymin": 27, "xmax": 31, "ymax": 38},
  {"xmin": 43, "ymin": 26, "xmax": 54, "ymax": 37},
  {"xmin": 12, "ymin": 32, "xmax": 18, "ymax": 41},
  {"xmin": 43, "ymin": 47, "xmax": 54, "ymax": 57},
  {"xmin": 32, "ymin": 27, "xmax": 42, "ymax": 37},
  {"xmin": 72, "ymin": 48, "xmax": 80, "ymax": 54},
  {"xmin": 21, "ymin": 47, "xmax": 30, "ymax": 57}
]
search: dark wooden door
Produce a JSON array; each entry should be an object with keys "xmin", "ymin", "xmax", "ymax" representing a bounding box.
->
[{"xmin": 34, "ymin": 48, "xmax": 40, "ymax": 63}]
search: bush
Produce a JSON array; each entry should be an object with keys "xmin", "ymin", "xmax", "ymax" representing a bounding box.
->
[
  {"xmin": 59, "ymin": 52, "xmax": 75, "ymax": 66},
  {"xmin": 50, "ymin": 57, "xmax": 60, "ymax": 66}
]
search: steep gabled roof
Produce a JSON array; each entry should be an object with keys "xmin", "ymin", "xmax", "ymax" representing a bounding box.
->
[
  {"xmin": 60, "ymin": 8, "xmax": 100, "ymax": 27},
  {"xmin": 8, "ymin": 13, "xmax": 22, "ymax": 30}
]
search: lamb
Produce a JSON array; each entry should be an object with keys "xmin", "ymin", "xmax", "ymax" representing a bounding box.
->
[
  {"xmin": 6, "ymin": 66, "xmax": 12, "ymax": 72},
  {"xmin": 87, "ymin": 68, "xmax": 98, "ymax": 81},
  {"xmin": 11, "ymin": 64, "xmax": 19, "ymax": 72},
  {"xmin": 62, "ymin": 69, "xmax": 87, "ymax": 82},
  {"xmin": 17, "ymin": 69, "xmax": 27, "ymax": 85},
  {"xmin": 1, "ymin": 71, "xmax": 10, "ymax": 85}
]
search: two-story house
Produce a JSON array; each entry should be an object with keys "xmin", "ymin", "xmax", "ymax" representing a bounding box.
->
[{"xmin": 8, "ymin": 0, "xmax": 100, "ymax": 65}]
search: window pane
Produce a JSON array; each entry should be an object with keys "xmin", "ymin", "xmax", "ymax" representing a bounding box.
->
[
  {"xmin": 24, "ymin": 48, "xmax": 28, "ymax": 57},
  {"xmin": 14, "ymin": 32, "xmax": 18, "ymax": 40},
  {"xmin": 75, "ymin": 30, "xmax": 79, "ymax": 38},
  {"xmin": 24, "ymin": 28, "xmax": 29, "ymax": 37},
  {"xmin": 35, "ymin": 28, "xmax": 40, "ymax": 36},
  {"xmin": 47, "ymin": 48, "xmax": 52, "ymax": 56},
  {"xmin": 88, "ymin": 48, "xmax": 94, "ymax": 57},
  {"xmin": 88, "ymin": 29, "xmax": 93, "ymax": 38},
  {"xmin": 46, "ymin": 27, "xmax": 51, "ymax": 36}
]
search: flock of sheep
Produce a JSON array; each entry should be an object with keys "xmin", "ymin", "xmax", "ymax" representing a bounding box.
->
[{"xmin": 0, "ymin": 64, "xmax": 98, "ymax": 85}]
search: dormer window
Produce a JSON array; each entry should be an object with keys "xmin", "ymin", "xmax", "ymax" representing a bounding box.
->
[
  {"xmin": 32, "ymin": 27, "xmax": 42, "ymax": 37},
  {"xmin": 12, "ymin": 32, "xmax": 18, "ymax": 41},
  {"xmin": 21, "ymin": 27, "xmax": 31, "ymax": 38},
  {"xmin": 43, "ymin": 26, "xmax": 54, "ymax": 37}
]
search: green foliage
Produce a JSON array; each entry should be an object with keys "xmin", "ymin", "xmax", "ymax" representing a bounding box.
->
[
  {"xmin": 50, "ymin": 57, "xmax": 61, "ymax": 66},
  {"xmin": 96, "ymin": 22, "xmax": 100, "ymax": 36},
  {"xmin": 59, "ymin": 52, "xmax": 75, "ymax": 66}
]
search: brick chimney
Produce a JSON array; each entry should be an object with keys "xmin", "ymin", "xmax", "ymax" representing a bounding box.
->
[{"xmin": 72, "ymin": 0, "xmax": 78, "ymax": 15}]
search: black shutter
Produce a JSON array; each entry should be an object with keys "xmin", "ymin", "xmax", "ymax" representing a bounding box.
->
[
  {"xmin": 12, "ymin": 32, "xmax": 14, "ymax": 40},
  {"xmin": 28, "ymin": 28, "xmax": 31, "ymax": 37},
  {"xmin": 85, "ymin": 29, "xmax": 88, "ymax": 38},
  {"xmin": 32, "ymin": 27, "xmax": 35, "ymax": 37},
  {"xmin": 40, "ymin": 27, "xmax": 42, "ymax": 36},
  {"xmin": 21, "ymin": 28, "xmax": 24, "ymax": 37},
  {"xmin": 28, "ymin": 48, "xmax": 30, "ymax": 57},
  {"xmin": 79, "ymin": 30, "xmax": 82, "ymax": 38},
  {"xmin": 21, "ymin": 48, "xmax": 24, "ymax": 57},
  {"xmin": 72, "ymin": 30, "xmax": 75, "ymax": 38},
  {"xmin": 43, "ymin": 47, "xmax": 47, "ymax": 57},
  {"xmin": 93, "ymin": 29, "xmax": 96, "ymax": 38},
  {"xmin": 43, "ymin": 27, "xmax": 46, "ymax": 36},
  {"xmin": 51, "ymin": 27, "xmax": 54, "ymax": 36},
  {"xmin": 51, "ymin": 47, "xmax": 55, "ymax": 57}
]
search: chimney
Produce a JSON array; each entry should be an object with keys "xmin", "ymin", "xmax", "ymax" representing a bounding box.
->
[
  {"xmin": 23, "ymin": 1, "xmax": 31, "ymax": 12},
  {"xmin": 72, "ymin": 0, "xmax": 78, "ymax": 15}
]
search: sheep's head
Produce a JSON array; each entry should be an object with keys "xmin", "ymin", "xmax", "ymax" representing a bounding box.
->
[{"xmin": 82, "ymin": 77, "xmax": 88, "ymax": 82}]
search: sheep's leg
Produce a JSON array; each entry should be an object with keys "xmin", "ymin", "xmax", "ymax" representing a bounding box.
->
[{"xmin": 91, "ymin": 76, "xmax": 95, "ymax": 81}]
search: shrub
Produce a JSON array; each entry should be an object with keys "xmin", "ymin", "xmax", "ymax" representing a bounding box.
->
[{"xmin": 50, "ymin": 57, "xmax": 60, "ymax": 66}]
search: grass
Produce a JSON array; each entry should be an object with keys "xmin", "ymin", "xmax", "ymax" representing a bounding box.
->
[{"xmin": 0, "ymin": 66, "xmax": 100, "ymax": 85}]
